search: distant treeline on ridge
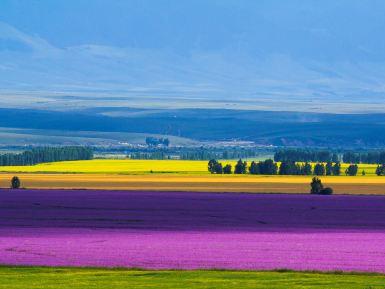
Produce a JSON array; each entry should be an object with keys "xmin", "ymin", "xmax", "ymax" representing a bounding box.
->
[
  {"xmin": 274, "ymin": 149, "xmax": 339, "ymax": 163},
  {"xmin": 342, "ymin": 151, "xmax": 385, "ymax": 164},
  {"xmin": 0, "ymin": 146, "xmax": 93, "ymax": 166},
  {"xmin": 275, "ymin": 149, "xmax": 385, "ymax": 164},
  {"xmin": 127, "ymin": 147, "xmax": 263, "ymax": 160}
]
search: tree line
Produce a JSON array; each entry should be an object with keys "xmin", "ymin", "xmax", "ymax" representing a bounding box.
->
[
  {"xmin": 126, "ymin": 147, "xmax": 268, "ymax": 160},
  {"xmin": 274, "ymin": 148, "xmax": 385, "ymax": 164},
  {"xmin": 274, "ymin": 149, "xmax": 339, "ymax": 163},
  {"xmin": 179, "ymin": 149, "xmax": 261, "ymax": 160},
  {"xmin": 208, "ymin": 159, "xmax": 361, "ymax": 176},
  {"xmin": 0, "ymin": 146, "xmax": 93, "ymax": 166},
  {"xmin": 343, "ymin": 151, "xmax": 385, "ymax": 164}
]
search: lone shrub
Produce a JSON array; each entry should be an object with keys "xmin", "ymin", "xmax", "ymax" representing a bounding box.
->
[
  {"xmin": 310, "ymin": 177, "xmax": 333, "ymax": 195},
  {"xmin": 320, "ymin": 187, "xmax": 333, "ymax": 195},
  {"xmin": 11, "ymin": 176, "xmax": 21, "ymax": 189},
  {"xmin": 310, "ymin": 177, "xmax": 323, "ymax": 194}
]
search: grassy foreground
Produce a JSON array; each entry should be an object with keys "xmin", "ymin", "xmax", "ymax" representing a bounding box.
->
[{"xmin": 0, "ymin": 267, "xmax": 384, "ymax": 289}]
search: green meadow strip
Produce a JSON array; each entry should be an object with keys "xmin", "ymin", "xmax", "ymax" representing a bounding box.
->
[{"xmin": 0, "ymin": 267, "xmax": 384, "ymax": 289}]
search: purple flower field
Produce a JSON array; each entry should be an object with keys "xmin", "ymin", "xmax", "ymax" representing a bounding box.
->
[{"xmin": 1, "ymin": 189, "xmax": 385, "ymax": 272}]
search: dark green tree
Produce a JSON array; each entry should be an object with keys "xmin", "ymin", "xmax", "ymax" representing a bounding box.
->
[
  {"xmin": 214, "ymin": 162, "xmax": 223, "ymax": 174},
  {"xmin": 279, "ymin": 161, "xmax": 291, "ymax": 175},
  {"xmin": 333, "ymin": 162, "xmax": 341, "ymax": 176},
  {"xmin": 302, "ymin": 162, "xmax": 312, "ymax": 175},
  {"xmin": 249, "ymin": 161, "xmax": 260, "ymax": 175},
  {"xmin": 278, "ymin": 161, "xmax": 301, "ymax": 175},
  {"xmin": 234, "ymin": 159, "xmax": 247, "ymax": 174},
  {"xmin": 376, "ymin": 164, "xmax": 385, "ymax": 176},
  {"xmin": 208, "ymin": 159, "xmax": 218, "ymax": 174},
  {"xmin": 259, "ymin": 159, "xmax": 278, "ymax": 175},
  {"xmin": 313, "ymin": 163, "xmax": 325, "ymax": 176},
  {"xmin": 325, "ymin": 162, "xmax": 333, "ymax": 176},
  {"xmin": 11, "ymin": 176, "xmax": 21, "ymax": 189},
  {"xmin": 223, "ymin": 164, "xmax": 232, "ymax": 174},
  {"xmin": 310, "ymin": 177, "xmax": 323, "ymax": 194},
  {"xmin": 345, "ymin": 164, "xmax": 358, "ymax": 176}
]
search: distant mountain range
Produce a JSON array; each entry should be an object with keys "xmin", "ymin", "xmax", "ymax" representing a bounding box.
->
[
  {"xmin": 1, "ymin": 108, "xmax": 385, "ymax": 148},
  {"xmin": 1, "ymin": 1, "xmax": 385, "ymax": 113}
]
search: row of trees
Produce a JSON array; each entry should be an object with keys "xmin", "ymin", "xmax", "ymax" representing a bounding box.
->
[
  {"xmin": 0, "ymin": 147, "xmax": 93, "ymax": 166},
  {"xmin": 343, "ymin": 151, "xmax": 385, "ymax": 164},
  {"xmin": 208, "ymin": 159, "xmax": 233, "ymax": 174},
  {"xmin": 128, "ymin": 147, "xmax": 269, "ymax": 161},
  {"xmin": 208, "ymin": 159, "xmax": 362, "ymax": 176},
  {"xmin": 129, "ymin": 152, "xmax": 170, "ymax": 160},
  {"xmin": 275, "ymin": 149, "xmax": 385, "ymax": 165},
  {"xmin": 208, "ymin": 159, "xmax": 280, "ymax": 175},
  {"xmin": 181, "ymin": 149, "xmax": 259, "ymax": 161},
  {"xmin": 274, "ymin": 149, "xmax": 339, "ymax": 163}
]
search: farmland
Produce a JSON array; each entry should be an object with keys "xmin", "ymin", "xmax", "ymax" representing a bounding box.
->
[
  {"xmin": 1, "ymin": 173, "xmax": 385, "ymax": 194},
  {"xmin": 1, "ymin": 189, "xmax": 385, "ymax": 272},
  {"xmin": 1, "ymin": 267, "xmax": 384, "ymax": 289},
  {"xmin": 0, "ymin": 159, "xmax": 380, "ymax": 175},
  {"xmin": 0, "ymin": 159, "xmax": 210, "ymax": 174},
  {"xmin": 0, "ymin": 159, "xmax": 384, "ymax": 194},
  {"xmin": 1, "ymin": 161, "xmax": 385, "ymax": 288}
]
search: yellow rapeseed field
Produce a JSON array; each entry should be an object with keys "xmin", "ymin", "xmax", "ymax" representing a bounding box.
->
[
  {"xmin": 0, "ymin": 159, "xmax": 210, "ymax": 174},
  {"xmin": 0, "ymin": 159, "xmax": 379, "ymax": 175}
]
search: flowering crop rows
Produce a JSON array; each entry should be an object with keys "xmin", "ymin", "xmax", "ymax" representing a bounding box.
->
[{"xmin": 1, "ymin": 189, "xmax": 385, "ymax": 272}]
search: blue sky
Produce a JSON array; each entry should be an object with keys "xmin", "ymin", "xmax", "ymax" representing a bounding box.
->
[
  {"xmin": 0, "ymin": 0, "xmax": 385, "ymax": 112},
  {"xmin": 1, "ymin": 0, "xmax": 385, "ymax": 60}
]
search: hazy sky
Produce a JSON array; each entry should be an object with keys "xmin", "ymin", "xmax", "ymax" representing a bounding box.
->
[
  {"xmin": 0, "ymin": 0, "xmax": 385, "ymax": 112},
  {"xmin": 1, "ymin": 0, "xmax": 384, "ymax": 59}
]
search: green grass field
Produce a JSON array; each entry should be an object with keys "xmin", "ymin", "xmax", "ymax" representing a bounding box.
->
[
  {"xmin": 0, "ymin": 267, "xmax": 384, "ymax": 289},
  {"xmin": 0, "ymin": 159, "xmax": 379, "ymax": 175}
]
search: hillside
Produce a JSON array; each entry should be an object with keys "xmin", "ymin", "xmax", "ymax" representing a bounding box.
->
[{"xmin": 0, "ymin": 108, "xmax": 385, "ymax": 148}]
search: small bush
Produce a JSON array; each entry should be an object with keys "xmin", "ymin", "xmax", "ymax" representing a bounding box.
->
[
  {"xmin": 320, "ymin": 187, "xmax": 333, "ymax": 195},
  {"xmin": 310, "ymin": 177, "xmax": 333, "ymax": 195},
  {"xmin": 310, "ymin": 177, "xmax": 323, "ymax": 194},
  {"xmin": 11, "ymin": 176, "xmax": 21, "ymax": 189}
]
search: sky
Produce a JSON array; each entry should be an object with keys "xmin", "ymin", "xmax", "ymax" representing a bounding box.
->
[{"xmin": 0, "ymin": 0, "xmax": 385, "ymax": 113}]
